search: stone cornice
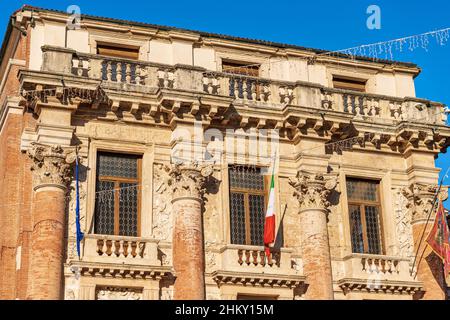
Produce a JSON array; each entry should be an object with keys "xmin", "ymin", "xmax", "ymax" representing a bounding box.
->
[
  {"xmin": 211, "ymin": 270, "xmax": 307, "ymax": 289},
  {"xmin": 65, "ymin": 262, "xmax": 174, "ymax": 280},
  {"xmin": 337, "ymin": 278, "xmax": 423, "ymax": 295}
]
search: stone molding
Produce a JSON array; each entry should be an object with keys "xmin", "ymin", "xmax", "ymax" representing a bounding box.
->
[
  {"xmin": 27, "ymin": 143, "xmax": 77, "ymax": 190},
  {"xmin": 167, "ymin": 161, "xmax": 214, "ymax": 200},
  {"xmin": 289, "ymin": 172, "xmax": 338, "ymax": 212}
]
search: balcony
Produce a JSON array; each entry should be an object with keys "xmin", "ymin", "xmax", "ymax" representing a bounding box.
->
[
  {"xmin": 335, "ymin": 253, "xmax": 423, "ymax": 296},
  {"xmin": 209, "ymin": 244, "xmax": 306, "ymax": 290},
  {"xmin": 31, "ymin": 45, "xmax": 446, "ymax": 128},
  {"xmin": 72, "ymin": 234, "xmax": 172, "ymax": 280}
]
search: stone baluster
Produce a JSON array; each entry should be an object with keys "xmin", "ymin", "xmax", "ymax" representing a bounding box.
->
[
  {"xmin": 289, "ymin": 172, "xmax": 338, "ymax": 300},
  {"xmin": 234, "ymin": 79, "xmax": 240, "ymax": 98},
  {"xmin": 116, "ymin": 62, "xmax": 122, "ymax": 82},
  {"xmin": 402, "ymin": 183, "xmax": 448, "ymax": 300},
  {"xmin": 27, "ymin": 143, "xmax": 77, "ymax": 300},
  {"xmin": 250, "ymin": 81, "xmax": 257, "ymax": 100},
  {"xmin": 168, "ymin": 162, "xmax": 214, "ymax": 300},
  {"xmin": 106, "ymin": 61, "xmax": 112, "ymax": 81},
  {"xmin": 125, "ymin": 63, "xmax": 132, "ymax": 83},
  {"xmin": 242, "ymin": 79, "xmax": 248, "ymax": 101}
]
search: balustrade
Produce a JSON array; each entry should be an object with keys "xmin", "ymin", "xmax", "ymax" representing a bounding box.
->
[{"xmin": 37, "ymin": 46, "xmax": 445, "ymax": 126}]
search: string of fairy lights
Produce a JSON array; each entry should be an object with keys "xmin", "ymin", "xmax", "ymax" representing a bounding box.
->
[{"xmin": 217, "ymin": 27, "xmax": 450, "ymax": 74}]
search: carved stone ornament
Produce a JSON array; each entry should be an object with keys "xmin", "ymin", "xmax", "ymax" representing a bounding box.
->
[
  {"xmin": 27, "ymin": 143, "xmax": 77, "ymax": 189},
  {"xmin": 167, "ymin": 161, "xmax": 214, "ymax": 200},
  {"xmin": 289, "ymin": 172, "xmax": 338, "ymax": 211},
  {"xmin": 96, "ymin": 286, "xmax": 142, "ymax": 300},
  {"xmin": 401, "ymin": 183, "xmax": 447, "ymax": 222}
]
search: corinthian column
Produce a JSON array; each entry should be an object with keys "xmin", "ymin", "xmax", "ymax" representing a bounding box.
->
[
  {"xmin": 289, "ymin": 172, "xmax": 337, "ymax": 300},
  {"xmin": 402, "ymin": 183, "xmax": 447, "ymax": 300},
  {"xmin": 27, "ymin": 143, "xmax": 76, "ymax": 300},
  {"xmin": 168, "ymin": 162, "xmax": 213, "ymax": 300}
]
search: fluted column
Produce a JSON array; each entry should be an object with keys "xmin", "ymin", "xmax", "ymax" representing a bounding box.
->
[
  {"xmin": 168, "ymin": 162, "xmax": 213, "ymax": 300},
  {"xmin": 289, "ymin": 172, "xmax": 337, "ymax": 300},
  {"xmin": 402, "ymin": 183, "xmax": 447, "ymax": 300},
  {"xmin": 27, "ymin": 143, "xmax": 76, "ymax": 300}
]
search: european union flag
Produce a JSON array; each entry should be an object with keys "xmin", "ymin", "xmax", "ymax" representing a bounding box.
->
[{"xmin": 75, "ymin": 154, "xmax": 84, "ymax": 258}]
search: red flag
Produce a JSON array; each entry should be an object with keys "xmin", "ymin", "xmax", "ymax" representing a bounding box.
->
[{"xmin": 426, "ymin": 201, "xmax": 450, "ymax": 280}]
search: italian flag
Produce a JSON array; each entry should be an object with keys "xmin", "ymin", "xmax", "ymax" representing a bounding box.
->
[{"xmin": 263, "ymin": 162, "xmax": 276, "ymax": 259}]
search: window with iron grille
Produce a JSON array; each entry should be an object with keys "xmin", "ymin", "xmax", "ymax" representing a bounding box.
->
[
  {"xmin": 229, "ymin": 165, "xmax": 267, "ymax": 246},
  {"xmin": 346, "ymin": 178, "xmax": 383, "ymax": 254},
  {"xmin": 94, "ymin": 152, "xmax": 141, "ymax": 237}
]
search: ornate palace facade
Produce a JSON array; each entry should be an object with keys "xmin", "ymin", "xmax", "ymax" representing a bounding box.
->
[{"xmin": 0, "ymin": 6, "xmax": 449, "ymax": 300}]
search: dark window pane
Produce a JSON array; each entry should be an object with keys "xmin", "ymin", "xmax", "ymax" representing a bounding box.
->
[
  {"xmin": 97, "ymin": 152, "xmax": 138, "ymax": 179},
  {"xmin": 229, "ymin": 166, "xmax": 264, "ymax": 191},
  {"xmin": 349, "ymin": 205, "xmax": 364, "ymax": 253},
  {"xmin": 249, "ymin": 194, "xmax": 265, "ymax": 246},
  {"xmin": 230, "ymin": 192, "xmax": 246, "ymax": 244},
  {"xmin": 118, "ymin": 183, "xmax": 139, "ymax": 237},
  {"xmin": 365, "ymin": 206, "xmax": 382, "ymax": 254},
  {"xmin": 94, "ymin": 181, "xmax": 115, "ymax": 235},
  {"xmin": 346, "ymin": 179, "xmax": 378, "ymax": 202}
]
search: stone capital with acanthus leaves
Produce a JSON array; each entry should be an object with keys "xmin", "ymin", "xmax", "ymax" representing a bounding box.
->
[
  {"xmin": 289, "ymin": 171, "xmax": 338, "ymax": 212},
  {"xmin": 27, "ymin": 143, "xmax": 77, "ymax": 190},
  {"xmin": 167, "ymin": 161, "xmax": 214, "ymax": 200}
]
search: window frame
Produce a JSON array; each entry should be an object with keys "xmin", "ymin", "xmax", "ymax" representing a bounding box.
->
[
  {"xmin": 96, "ymin": 42, "xmax": 140, "ymax": 60},
  {"xmin": 94, "ymin": 151, "xmax": 143, "ymax": 237},
  {"xmin": 332, "ymin": 75, "xmax": 367, "ymax": 92},
  {"xmin": 228, "ymin": 165, "xmax": 269, "ymax": 246},
  {"xmin": 221, "ymin": 59, "xmax": 260, "ymax": 77},
  {"xmin": 346, "ymin": 178, "xmax": 385, "ymax": 255}
]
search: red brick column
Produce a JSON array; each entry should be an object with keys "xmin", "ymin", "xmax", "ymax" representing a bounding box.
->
[
  {"xmin": 403, "ymin": 184, "xmax": 447, "ymax": 300},
  {"xmin": 27, "ymin": 144, "xmax": 76, "ymax": 300},
  {"xmin": 168, "ymin": 162, "xmax": 213, "ymax": 300},
  {"xmin": 290, "ymin": 172, "xmax": 337, "ymax": 300}
]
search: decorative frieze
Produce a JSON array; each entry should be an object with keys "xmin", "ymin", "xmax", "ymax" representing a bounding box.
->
[
  {"xmin": 96, "ymin": 286, "xmax": 143, "ymax": 300},
  {"xmin": 289, "ymin": 172, "xmax": 338, "ymax": 211},
  {"xmin": 27, "ymin": 143, "xmax": 77, "ymax": 189}
]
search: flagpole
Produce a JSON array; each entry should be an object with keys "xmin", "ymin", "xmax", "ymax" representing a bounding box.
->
[{"xmin": 74, "ymin": 147, "xmax": 84, "ymax": 260}]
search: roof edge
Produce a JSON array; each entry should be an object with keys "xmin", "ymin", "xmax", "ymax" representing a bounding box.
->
[{"xmin": 17, "ymin": 5, "xmax": 419, "ymax": 70}]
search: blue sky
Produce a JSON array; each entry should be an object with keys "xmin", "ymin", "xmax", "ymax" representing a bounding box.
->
[{"xmin": 1, "ymin": 0, "xmax": 449, "ymax": 186}]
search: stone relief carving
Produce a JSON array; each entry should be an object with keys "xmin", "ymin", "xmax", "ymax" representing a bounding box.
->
[
  {"xmin": 153, "ymin": 163, "xmax": 173, "ymax": 241},
  {"xmin": 394, "ymin": 188, "xmax": 414, "ymax": 258},
  {"xmin": 96, "ymin": 286, "xmax": 143, "ymax": 300},
  {"xmin": 65, "ymin": 266, "xmax": 81, "ymax": 300},
  {"xmin": 204, "ymin": 203, "xmax": 220, "ymax": 244},
  {"xmin": 167, "ymin": 161, "xmax": 214, "ymax": 200},
  {"xmin": 160, "ymin": 287, "xmax": 173, "ymax": 300},
  {"xmin": 401, "ymin": 183, "xmax": 447, "ymax": 222},
  {"xmin": 205, "ymin": 242, "xmax": 218, "ymax": 271},
  {"xmin": 27, "ymin": 143, "xmax": 77, "ymax": 188},
  {"xmin": 289, "ymin": 172, "xmax": 338, "ymax": 211},
  {"xmin": 86, "ymin": 123, "xmax": 158, "ymax": 144}
]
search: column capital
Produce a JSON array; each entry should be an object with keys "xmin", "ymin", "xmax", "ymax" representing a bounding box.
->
[
  {"xmin": 401, "ymin": 183, "xmax": 448, "ymax": 223},
  {"xmin": 168, "ymin": 161, "xmax": 214, "ymax": 200},
  {"xmin": 289, "ymin": 171, "xmax": 338, "ymax": 212},
  {"xmin": 27, "ymin": 143, "xmax": 77, "ymax": 190}
]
